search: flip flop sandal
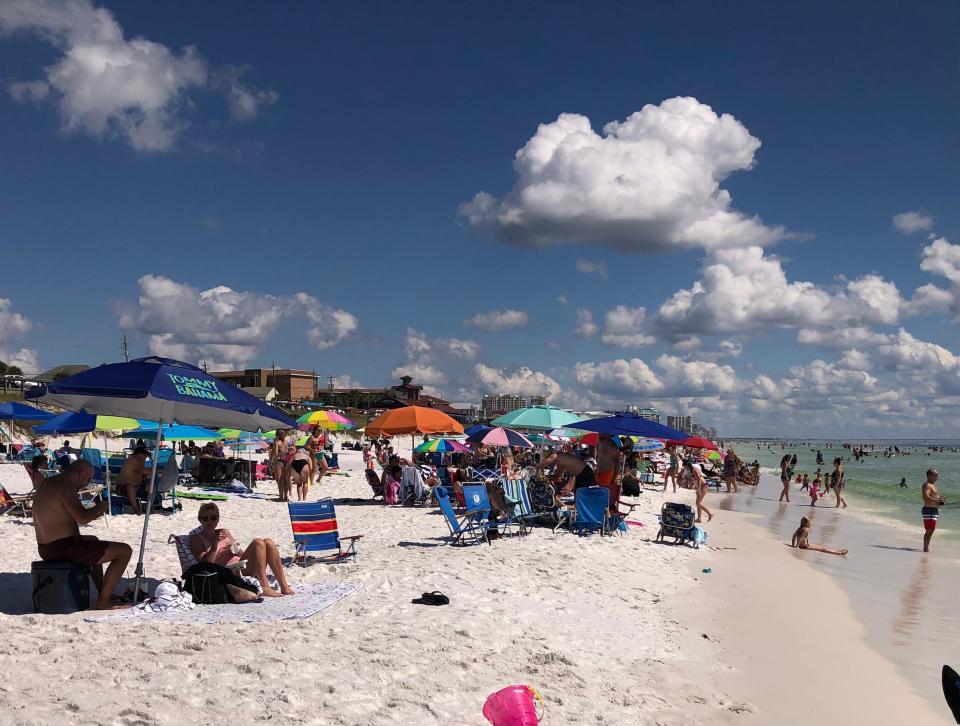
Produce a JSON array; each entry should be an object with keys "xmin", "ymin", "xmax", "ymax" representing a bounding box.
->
[{"xmin": 411, "ymin": 591, "xmax": 449, "ymax": 606}]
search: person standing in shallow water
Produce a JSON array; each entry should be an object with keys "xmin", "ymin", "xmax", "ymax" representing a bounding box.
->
[
  {"xmin": 832, "ymin": 457, "xmax": 847, "ymax": 509},
  {"xmin": 921, "ymin": 469, "xmax": 945, "ymax": 553},
  {"xmin": 779, "ymin": 454, "xmax": 792, "ymax": 503}
]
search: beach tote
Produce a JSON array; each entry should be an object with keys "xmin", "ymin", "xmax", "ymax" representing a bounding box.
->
[{"xmin": 183, "ymin": 563, "xmax": 257, "ymax": 605}]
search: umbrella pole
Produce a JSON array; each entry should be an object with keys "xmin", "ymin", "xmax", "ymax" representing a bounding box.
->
[
  {"xmin": 132, "ymin": 417, "xmax": 163, "ymax": 604},
  {"xmin": 104, "ymin": 433, "xmax": 111, "ymax": 519}
]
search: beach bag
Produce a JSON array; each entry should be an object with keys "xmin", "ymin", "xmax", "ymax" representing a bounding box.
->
[
  {"xmin": 182, "ymin": 563, "xmax": 257, "ymax": 605},
  {"xmin": 31, "ymin": 560, "xmax": 91, "ymax": 614}
]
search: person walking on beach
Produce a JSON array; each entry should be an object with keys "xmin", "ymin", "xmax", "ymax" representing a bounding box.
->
[
  {"xmin": 921, "ymin": 469, "xmax": 945, "ymax": 553},
  {"xmin": 779, "ymin": 454, "xmax": 792, "ymax": 502},
  {"xmin": 790, "ymin": 516, "xmax": 848, "ymax": 556},
  {"xmin": 663, "ymin": 445, "xmax": 680, "ymax": 493},
  {"xmin": 722, "ymin": 447, "xmax": 739, "ymax": 493},
  {"xmin": 692, "ymin": 463, "xmax": 712, "ymax": 523},
  {"xmin": 269, "ymin": 429, "xmax": 289, "ymax": 502},
  {"xmin": 832, "ymin": 457, "xmax": 847, "ymax": 509}
]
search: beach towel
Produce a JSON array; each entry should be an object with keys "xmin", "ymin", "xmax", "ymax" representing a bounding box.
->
[{"xmin": 85, "ymin": 580, "xmax": 362, "ymax": 624}]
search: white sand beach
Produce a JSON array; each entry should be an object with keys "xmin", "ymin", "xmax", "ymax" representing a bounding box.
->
[{"xmin": 0, "ymin": 454, "xmax": 945, "ymax": 725}]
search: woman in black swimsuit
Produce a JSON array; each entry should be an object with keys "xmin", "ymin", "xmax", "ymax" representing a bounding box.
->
[
  {"xmin": 779, "ymin": 454, "xmax": 792, "ymax": 503},
  {"xmin": 832, "ymin": 458, "xmax": 847, "ymax": 509},
  {"xmin": 290, "ymin": 447, "xmax": 312, "ymax": 501}
]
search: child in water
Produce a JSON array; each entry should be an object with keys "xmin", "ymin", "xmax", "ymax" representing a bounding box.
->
[
  {"xmin": 808, "ymin": 476, "xmax": 820, "ymax": 506},
  {"xmin": 790, "ymin": 516, "xmax": 847, "ymax": 556}
]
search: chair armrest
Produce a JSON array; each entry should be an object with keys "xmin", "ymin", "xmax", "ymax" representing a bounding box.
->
[
  {"xmin": 340, "ymin": 534, "xmax": 363, "ymax": 541},
  {"xmin": 227, "ymin": 560, "xmax": 248, "ymax": 573}
]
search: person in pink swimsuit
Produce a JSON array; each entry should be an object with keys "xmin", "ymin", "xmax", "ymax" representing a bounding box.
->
[{"xmin": 189, "ymin": 502, "xmax": 294, "ymax": 597}]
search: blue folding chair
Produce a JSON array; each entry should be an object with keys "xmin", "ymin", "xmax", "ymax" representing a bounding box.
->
[
  {"xmin": 80, "ymin": 448, "xmax": 105, "ymax": 483},
  {"xmin": 288, "ymin": 499, "xmax": 362, "ymax": 564},
  {"xmin": 573, "ymin": 487, "xmax": 610, "ymax": 536},
  {"xmin": 434, "ymin": 486, "xmax": 490, "ymax": 545}
]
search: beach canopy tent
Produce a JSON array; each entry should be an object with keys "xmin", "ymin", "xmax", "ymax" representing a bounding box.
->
[
  {"xmin": 29, "ymin": 356, "xmax": 295, "ymax": 601},
  {"xmin": 572, "ymin": 414, "xmax": 686, "ymax": 441},
  {"xmin": 415, "ymin": 438, "xmax": 471, "ymax": 453},
  {"xmin": 365, "ymin": 406, "xmax": 463, "ymax": 438},
  {"xmin": 466, "ymin": 426, "xmax": 534, "ymax": 448},
  {"xmin": 0, "ymin": 402, "xmax": 54, "ymax": 422},
  {"xmin": 667, "ymin": 435, "xmax": 718, "ymax": 451},
  {"xmin": 126, "ymin": 423, "xmax": 222, "ymax": 441},
  {"xmin": 491, "ymin": 405, "xmax": 584, "ymax": 431},
  {"xmin": 32, "ymin": 412, "xmax": 138, "ymax": 435}
]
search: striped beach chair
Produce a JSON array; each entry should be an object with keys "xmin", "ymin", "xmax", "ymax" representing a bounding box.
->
[
  {"xmin": 501, "ymin": 477, "xmax": 533, "ymax": 536},
  {"xmin": 288, "ymin": 499, "xmax": 362, "ymax": 565}
]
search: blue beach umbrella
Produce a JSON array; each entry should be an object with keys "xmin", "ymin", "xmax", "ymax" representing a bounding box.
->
[
  {"xmin": 572, "ymin": 413, "xmax": 686, "ymax": 441},
  {"xmin": 464, "ymin": 424, "xmax": 491, "ymax": 437},
  {"xmin": 33, "ymin": 411, "xmax": 140, "ymax": 435},
  {"xmin": 29, "ymin": 356, "xmax": 295, "ymax": 600},
  {"xmin": 0, "ymin": 401, "xmax": 54, "ymax": 422}
]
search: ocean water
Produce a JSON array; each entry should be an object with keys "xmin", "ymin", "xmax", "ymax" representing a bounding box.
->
[{"xmin": 726, "ymin": 439, "xmax": 960, "ymax": 538}]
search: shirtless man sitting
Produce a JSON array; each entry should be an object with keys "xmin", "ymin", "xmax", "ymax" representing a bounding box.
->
[
  {"xmin": 33, "ymin": 461, "xmax": 132, "ymax": 609},
  {"xmin": 537, "ymin": 451, "xmax": 596, "ymax": 505},
  {"xmin": 117, "ymin": 447, "xmax": 150, "ymax": 515}
]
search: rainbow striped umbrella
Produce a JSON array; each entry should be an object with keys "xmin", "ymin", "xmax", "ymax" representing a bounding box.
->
[
  {"xmin": 415, "ymin": 438, "xmax": 471, "ymax": 453},
  {"xmin": 296, "ymin": 409, "xmax": 355, "ymax": 431}
]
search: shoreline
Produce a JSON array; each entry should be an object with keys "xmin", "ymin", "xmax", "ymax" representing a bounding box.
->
[{"xmin": 680, "ymin": 473, "xmax": 949, "ymax": 724}]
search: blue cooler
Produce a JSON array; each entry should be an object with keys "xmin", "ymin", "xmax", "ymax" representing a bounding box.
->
[{"xmin": 31, "ymin": 560, "xmax": 92, "ymax": 614}]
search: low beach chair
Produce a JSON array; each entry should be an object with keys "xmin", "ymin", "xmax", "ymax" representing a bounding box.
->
[
  {"xmin": 656, "ymin": 502, "xmax": 698, "ymax": 548},
  {"xmin": 80, "ymin": 448, "xmax": 106, "ymax": 483},
  {"xmin": 364, "ymin": 468, "xmax": 384, "ymax": 499},
  {"xmin": 601, "ymin": 482, "xmax": 640, "ymax": 535},
  {"xmin": 501, "ymin": 477, "xmax": 533, "ymax": 536},
  {"xmin": 572, "ymin": 487, "xmax": 609, "ymax": 536},
  {"xmin": 288, "ymin": 499, "xmax": 362, "ymax": 565},
  {"xmin": 435, "ymin": 486, "xmax": 491, "ymax": 545},
  {"xmin": 0, "ymin": 482, "xmax": 32, "ymax": 517}
]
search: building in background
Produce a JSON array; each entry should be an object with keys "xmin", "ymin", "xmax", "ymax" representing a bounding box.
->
[
  {"xmin": 626, "ymin": 406, "xmax": 661, "ymax": 422},
  {"xmin": 210, "ymin": 368, "xmax": 318, "ymax": 401},
  {"xmin": 666, "ymin": 415, "xmax": 693, "ymax": 434},
  {"xmin": 480, "ymin": 394, "xmax": 526, "ymax": 419},
  {"xmin": 529, "ymin": 395, "xmax": 547, "ymax": 406}
]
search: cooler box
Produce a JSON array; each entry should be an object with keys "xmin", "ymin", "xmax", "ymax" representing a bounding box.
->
[
  {"xmin": 31, "ymin": 560, "xmax": 92, "ymax": 614},
  {"xmin": 640, "ymin": 472, "xmax": 658, "ymax": 484}
]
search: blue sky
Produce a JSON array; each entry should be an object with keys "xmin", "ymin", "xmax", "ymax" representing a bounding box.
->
[{"xmin": 0, "ymin": 0, "xmax": 958, "ymax": 436}]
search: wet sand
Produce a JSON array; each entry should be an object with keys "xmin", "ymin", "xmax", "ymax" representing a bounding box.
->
[{"xmin": 689, "ymin": 473, "xmax": 956, "ymax": 722}]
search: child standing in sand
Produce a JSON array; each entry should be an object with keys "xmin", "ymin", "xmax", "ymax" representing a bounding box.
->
[{"xmin": 790, "ymin": 516, "xmax": 847, "ymax": 556}]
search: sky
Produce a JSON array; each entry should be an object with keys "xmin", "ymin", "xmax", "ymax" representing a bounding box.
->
[{"xmin": 0, "ymin": 0, "xmax": 958, "ymax": 437}]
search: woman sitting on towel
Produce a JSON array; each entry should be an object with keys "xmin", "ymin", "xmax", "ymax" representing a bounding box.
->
[{"xmin": 190, "ymin": 502, "xmax": 295, "ymax": 597}]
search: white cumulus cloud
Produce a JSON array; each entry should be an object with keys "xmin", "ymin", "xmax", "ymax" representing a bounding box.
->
[
  {"xmin": 463, "ymin": 309, "xmax": 529, "ymax": 331},
  {"xmin": 459, "ymin": 96, "xmax": 786, "ymax": 252},
  {"xmin": 892, "ymin": 211, "xmax": 934, "ymax": 235},
  {"xmin": 0, "ymin": 0, "xmax": 276, "ymax": 151},
  {"xmin": 117, "ymin": 275, "xmax": 356, "ymax": 369},
  {"xmin": 574, "ymin": 308, "xmax": 598, "ymax": 337},
  {"xmin": 474, "ymin": 363, "xmax": 561, "ymax": 400},
  {"xmin": 599, "ymin": 305, "xmax": 656, "ymax": 348},
  {"xmin": 575, "ymin": 259, "xmax": 608, "ymax": 279},
  {"xmin": 0, "ymin": 298, "xmax": 39, "ymax": 373},
  {"xmin": 574, "ymin": 354, "xmax": 739, "ymax": 400}
]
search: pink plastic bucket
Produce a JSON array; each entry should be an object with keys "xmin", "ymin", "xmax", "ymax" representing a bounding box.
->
[{"xmin": 482, "ymin": 685, "xmax": 544, "ymax": 726}]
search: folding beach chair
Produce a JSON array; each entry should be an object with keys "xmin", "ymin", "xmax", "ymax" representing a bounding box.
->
[
  {"xmin": 80, "ymin": 448, "xmax": 106, "ymax": 484},
  {"xmin": 572, "ymin": 487, "xmax": 609, "ymax": 536},
  {"xmin": 288, "ymin": 499, "xmax": 362, "ymax": 565},
  {"xmin": 434, "ymin": 486, "xmax": 491, "ymax": 545},
  {"xmin": 600, "ymin": 481, "xmax": 640, "ymax": 535},
  {"xmin": 0, "ymin": 482, "xmax": 32, "ymax": 517},
  {"xmin": 501, "ymin": 477, "xmax": 533, "ymax": 536}
]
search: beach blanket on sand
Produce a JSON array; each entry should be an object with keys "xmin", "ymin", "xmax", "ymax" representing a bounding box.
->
[{"xmin": 85, "ymin": 581, "xmax": 362, "ymax": 624}]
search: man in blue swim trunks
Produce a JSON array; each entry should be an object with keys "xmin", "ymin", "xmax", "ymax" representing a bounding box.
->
[{"xmin": 921, "ymin": 469, "xmax": 945, "ymax": 553}]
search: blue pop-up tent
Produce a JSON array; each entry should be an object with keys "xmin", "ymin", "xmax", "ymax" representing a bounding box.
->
[{"xmin": 30, "ymin": 356, "xmax": 295, "ymax": 600}]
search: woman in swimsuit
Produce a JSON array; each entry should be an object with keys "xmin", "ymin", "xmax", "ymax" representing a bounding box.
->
[
  {"xmin": 779, "ymin": 454, "xmax": 792, "ymax": 503},
  {"xmin": 289, "ymin": 446, "xmax": 313, "ymax": 501},
  {"xmin": 832, "ymin": 458, "xmax": 848, "ymax": 509},
  {"xmin": 790, "ymin": 516, "xmax": 847, "ymax": 556},
  {"xmin": 663, "ymin": 445, "xmax": 680, "ymax": 493},
  {"xmin": 722, "ymin": 448, "xmax": 738, "ymax": 493},
  {"xmin": 189, "ymin": 502, "xmax": 295, "ymax": 597},
  {"xmin": 269, "ymin": 429, "xmax": 290, "ymax": 502},
  {"xmin": 692, "ymin": 463, "xmax": 713, "ymax": 523}
]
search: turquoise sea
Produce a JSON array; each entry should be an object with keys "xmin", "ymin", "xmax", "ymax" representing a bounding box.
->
[{"xmin": 726, "ymin": 439, "xmax": 960, "ymax": 538}]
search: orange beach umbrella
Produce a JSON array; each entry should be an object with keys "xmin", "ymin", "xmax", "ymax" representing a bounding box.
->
[{"xmin": 365, "ymin": 405, "xmax": 464, "ymax": 438}]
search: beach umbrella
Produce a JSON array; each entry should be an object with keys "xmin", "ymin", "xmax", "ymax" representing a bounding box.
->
[
  {"xmin": 32, "ymin": 412, "xmax": 139, "ymax": 435},
  {"xmin": 126, "ymin": 423, "xmax": 222, "ymax": 441},
  {"xmin": 216, "ymin": 428, "xmax": 269, "ymax": 442},
  {"xmin": 546, "ymin": 427, "xmax": 579, "ymax": 441},
  {"xmin": 296, "ymin": 409, "xmax": 355, "ymax": 431},
  {"xmin": 365, "ymin": 406, "xmax": 463, "ymax": 437},
  {"xmin": 414, "ymin": 438, "xmax": 471, "ymax": 453},
  {"xmin": 633, "ymin": 438, "xmax": 665, "ymax": 453},
  {"xmin": 464, "ymin": 424, "xmax": 491, "ymax": 437},
  {"xmin": 705, "ymin": 450, "xmax": 723, "ymax": 461},
  {"xmin": 668, "ymin": 435, "xmax": 718, "ymax": 451},
  {"xmin": 491, "ymin": 405, "xmax": 584, "ymax": 430},
  {"xmin": 29, "ymin": 356, "xmax": 295, "ymax": 601},
  {"xmin": 0, "ymin": 401, "xmax": 54, "ymax": 422},
  {"xmin": 578, "ymin": 432, "xmax": 630, "ymax": 447},
  {"xmin": 466, "ymin": 426, "xmax": 534, "ymax": 448},
  {"xmin": 572, "ymin": 413, "xmax": 686, "ymax": 441}
]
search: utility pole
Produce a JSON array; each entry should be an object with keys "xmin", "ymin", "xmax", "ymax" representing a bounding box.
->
[
  {"xmin": 327, "ymin": 375, "xmax": 335, "ymax": 390},
  {"xmin": 122, "ymin": 334, "xmax": 129, "ymax": 362}
]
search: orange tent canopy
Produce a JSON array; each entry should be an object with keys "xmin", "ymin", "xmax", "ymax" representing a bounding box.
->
[{"xmin": 365, "ymin": 405, "xmax": 464, "ymax": 437}]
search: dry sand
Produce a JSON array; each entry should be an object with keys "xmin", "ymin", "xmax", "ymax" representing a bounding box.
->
[{"xmin": 0, "ymin": 454, "xmax": 943, "ymax": 725}]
